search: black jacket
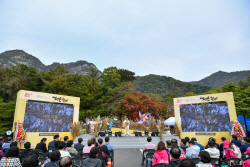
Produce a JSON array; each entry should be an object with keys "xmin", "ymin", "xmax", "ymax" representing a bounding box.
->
[
  {"xmin": 74, "ymin": 143, "xmax": 84, "ymax": 151},
  {"xmin": 167, "ymin": 159, "xmax": 181, "ymax": 167},
  {"xmin": 83, "ymin": 158, "xmax": 102, "ymax": 167},
  {"xmin": 35, "ymin": 142, "xmax": 47, "ymax": 153},
  {"xmin": 20, "ymin": 149, "xmax": 32, "ymax": 162}
]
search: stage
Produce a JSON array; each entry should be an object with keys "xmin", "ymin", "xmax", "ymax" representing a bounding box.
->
[{"xmin": 73, "ymin": 134, "xmax": 180, "ymax": 149}]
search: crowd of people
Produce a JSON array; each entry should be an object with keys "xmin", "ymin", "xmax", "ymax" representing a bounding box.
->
[{"xmin": 0, "ymin": 134, "xmax": 114, "ymax": 167}]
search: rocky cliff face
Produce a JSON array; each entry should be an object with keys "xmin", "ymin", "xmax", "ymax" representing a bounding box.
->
[{"xmin": 0, "ymin": 50, "xmax": 101, "ymax": 75}]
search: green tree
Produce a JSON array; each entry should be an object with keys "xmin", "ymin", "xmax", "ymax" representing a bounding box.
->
[
  {"xmin": 101, "ymin": 67, "xmax": 121, "ymax": 89},
  {"xmin": 118, "ymin": 68, "xmax": 136, "ymax": 82}
]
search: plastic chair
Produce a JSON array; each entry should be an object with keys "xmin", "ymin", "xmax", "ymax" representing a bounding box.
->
[
  {"xmin": 191, "ymin": 158, "xmax": 200, "ymax": 164},
  {"xmin": 223, "ymin": 158, "xmax": 242, "ymax": 166},
  {"xmin": 229, "ymin": 165, "xmax": 243, "ymax": 167},
  {"xmin": 39, "ymin": 157, "xmax": 47, "ymax": 165},
  {"xmin": 210, "ymin": 158, "xmax": 220, "ymax": 164},
  {"xmin": 72, "ymin": 157, "xmax": 85, "ymax": 167},
  {"xmin": 77, "ymin": 150, "xmax": 82, "ymax": 157},
  {"xmin": 145, "ymin": 150, "xmax": 155, "ymax": 167},
  {"xmin": 142, "ymin": 149, "xmax": 155, "ymax": 166},
  {"xmin": 155, "ymin": 163, "xmax": 168, "ymax": 167},
  {"xmin": 82, "ymin": 153, "xmax": 90, "ymax": 159},
  {"xmin": 70, "ymin": 153, "xmax": 79, "ymax": 158},
  {"xmin": 243, "ymin": 157, "xmax": 250, "ymax": 161}
]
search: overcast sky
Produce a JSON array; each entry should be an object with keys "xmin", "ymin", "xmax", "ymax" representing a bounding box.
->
[{"xmin": 0, "ymin": 0, "xmax": 249, "ymax": 81}]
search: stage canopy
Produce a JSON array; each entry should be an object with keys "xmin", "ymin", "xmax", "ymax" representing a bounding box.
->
[{"xmin": 164, "ymin": 117, "xmax": 175, "ymax": 126}]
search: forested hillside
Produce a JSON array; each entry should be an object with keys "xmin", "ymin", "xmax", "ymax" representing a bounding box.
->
[{"xmin": 132, "ymin": 74, "xmax": 211, "ymax": 96}]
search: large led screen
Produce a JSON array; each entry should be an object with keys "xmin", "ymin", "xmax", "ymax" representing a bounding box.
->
[
  {"xmin": 23, "ymin": 101, "xmax": 73, "ymax": 132},
  {"xmin": 180, "ymin": 103, "xmax": 231, "ymax": 132}
]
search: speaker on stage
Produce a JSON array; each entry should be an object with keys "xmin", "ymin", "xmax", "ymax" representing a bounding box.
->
[
  {"xmin": 98, "ymin": 132, "xmax": 105, "ymax": 137},
  {"xmin": 151, "ymin": 132, "xmax": 159, "ymax": 137},
  {"xmin": 108, "ymin": 131, "xmax": 112, "ymax": 137},
  {"xmin": 145, "ymin": 130, "xmax": 149, "ymax": 136},
  {"xmin": 115, "ymin": 132, "xmax": 121, "ymax": 137},
  {"xmin": 135, "ymin": 132, "xmax": 142, "ymax": 137}
]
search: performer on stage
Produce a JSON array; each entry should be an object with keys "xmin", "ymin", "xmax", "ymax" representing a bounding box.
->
[{"xmin": 123, "ymin": 118, "xmax": 130, "ymax": 136}]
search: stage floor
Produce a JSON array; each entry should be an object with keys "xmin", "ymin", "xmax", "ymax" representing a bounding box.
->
[{"xmin": 74, "ymin": 134, "xmax": 180, "ymax": 149}]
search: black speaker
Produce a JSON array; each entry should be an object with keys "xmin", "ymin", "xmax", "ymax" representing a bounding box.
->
[
  {"xmin": 98, "ymin": 132, "xmax": 105, "ymax": 137},
  {"xmin": 145, "ymin": 130, "xmax": 149, "ymax": 136},
  {"xmin": 115, "ymin": 132, "xmax": 121, "ymax": 137},
  {"xmin": 151, "ymin": 132, "xmax": 159, "ymax": 137},
  {"xmin": 135, "ymin": 132, "xmax": 142, "ymax": 137},
  {"xmin": 108, "ymin": 131, "xmax": 112, "ymax": 137}
]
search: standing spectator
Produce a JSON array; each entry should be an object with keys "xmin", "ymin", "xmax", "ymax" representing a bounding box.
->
[
  {"xmin": 35, "ymin": 138, "xmax": 48, "ymax": 153},
  {"xmin": 21, "ymin": 142, "xmax": 32, "ymax": 162},
  {"xmin": 185, "ymin": 137, "xmax": 190, "ymax": 147},
  {"xmin": 166, "ymin": 140, "xmax": 172, "ymax": 152},
  {"xmin": 44, "ymin": 150, "xmax": 61, "ymax": 167},
  {"xmin": 196, "ymin": 151, "xmax": 212, "ymax": 167},
  {"xmin": 142, "ymin": 137, "xmax": 156, "ymax": 165},
  {"xmin": 74, "ymin": 138, "xmax": 84, "ymax": 151},
  {"xmin": 205, "ymin": 140, "xmax": 220, "ymax": 158},
  {"xmin": 223, "ymin": 141, "xmax": 236, "ymax": 159},
  {"xmin": 180, "ymin": 139, "xmax": 188, "ymax": 154},
  {"xmin": 152, "ymin": 141, "xmax": 169, "ymax": 166},
  {"xmin": 179, "ymin": 159, "xmax": 196, "ymax": 167},
  {"xmin": 186, "ymin": 140, "xmax": 200, "ymax": 159},
  {"xmin": 83, "ymin": 147, "xmax": 102, "ymax": 167},
  {"xmin": 83, "ymin": 139, "xmax": 94, "ymax": 154},
  {"xmin": 60, "ymin": 156, "xmax": 72, "ymax": 167},
  {"xmin": 66, "ymin": 140, "xmax": 78, "ymax": 155},
  {"xmin": 167, "ymin": 148, "xmax": 181, "ymax": 167},
  {"xmin": 231, "ymin": 135, "xmax": 241, "ymax": 148},
  {"xmin": 191, "ymin": 138, "xmax": 204, "ymax": 151},
  {"xmin": 240, "ymin": 137, "xmax": 250, "ymax": 154},
  {"xmin": 0, "ymin": 146, "xmax": 22, "ymax": 167},
  {"xmin": 2, "ymin": 137, "xmax": 12, "ymax": 154},
  {"xmin": 64, "ymin": 136, "xmax": 69, "ymax": 149},
  {"xmin": 48, "ymin": 135, "xmax": 60, "ymax": 151},
  {"xmin": 58, "ymin": 142, "xmax": 71, "ymax": 158},
  {"xmin": 22, "ymin": 155, "xmax": 39, "ymax": 167}
]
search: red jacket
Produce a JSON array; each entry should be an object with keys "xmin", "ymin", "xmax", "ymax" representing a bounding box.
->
[{"xmin": 152, "ymin": 150, "xmax": 169, "ymax": 166}]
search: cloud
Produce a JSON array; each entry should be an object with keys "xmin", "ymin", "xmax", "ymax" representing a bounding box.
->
[{"xmin": 0, "ymin": 0, "xmax": 249, "ymax": 81}]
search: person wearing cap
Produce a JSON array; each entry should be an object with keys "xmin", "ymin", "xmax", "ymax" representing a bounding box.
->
[
  {"xmin": 205, "ymin": 140, "xmax": 220, "ymax": 158},
  {"xmin": 240, "ymin": 137, "xmax": 250, "ymax": 155},
  {"xmin": 243, "ymin": 147, "xmax": 250, "ymax": 167},
  {"xmin": 223, "ymin": 140, "xmax": 236, "ymax": 159}
]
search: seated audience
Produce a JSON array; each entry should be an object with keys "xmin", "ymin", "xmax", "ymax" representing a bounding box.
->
[
  {"xmin": 167, "ymin": 147, "xmax": 181, "ymax": 167},
  {"xmin": 166, "ymin": 140, "xmax": 172, "ymax": 151},
  {"xmin": 35, "ymin": 138, "xmax": 48, "ymax": 153},
  {"xmin": 10, "ymin": 141, "xmax": 17, "ymax": 147},
  {"xmin": 60, "ymin": 156, "xmax": 72, "ymax": 167},
  {"xmin": 104, "ymin": 137, "xmax": 114, "ymax": 153},
  {"xmin": 83, "ymin": 147, "xmax": 102, "ymax": 167},
  {"xmin": 191, "ymin": 138, "xmax": 204, "ymax": 151},
  {"xmin": 142, "ymin": 137, "xmax": 156, "ymax": 165},
  {"xmin": 180, "ymin": 139, "xmax": 188, "ymax": 153},
  {"xmin": 241, "ymin": 137, "xmax": 250, "ymax": 154},
  {"xmin": 205, "ymin": 140, "xmax": 220, "ymax": 159},
  {"xmin": 230, "ymin": 142, "xmax": 241, "ymax": 158},
  {"xmin": 44, "ymin": 150, "xmax": 61, "ymax": 167},
  {"xmin": 83, "ymin": 139, "xmax": 94, "ymax": 154},
  {"xmin": 243, "ymin": 147, "xmax": 250, "ymax": 167},
  {"xmin": 205, "ymin": 138, "xmax": 219, "ymax": 149},
  {"xmin": 92, "ymin": 138, "xmax": 99, "ymax": 147},
  {"xmin": 22, "ymin": 155, "xmax": 39, "ymax": 167},
  {"xmin": 2, "ymin": 137, "xmax": 12, "ymax": 153},
  {"xmin": 58, "ymin": 141, "xmax": 71, "ymax": 158},
  {"xmin": 179, "ymin": 159, "xmax": 196, "ymax": 167},
  {"xmin": 172, "ymin": 143, "xmax": 186, "ymax": 160},
  {"xmin": 64, "ymin": 136, "xmax": 69, "ymax": 149},
  {"xmin": 223, "ymin": 140, "xmax": 236, "ymax": 159},
  {"xmin": 53, "ymin": 141, "xmax": 60, "ymax": 151},
  {"xmin": 152, "ymin": 141, "xmax": 169, "ymax": 166},
  {"xmin": 185, "ymin": 137, "xmax": 190, "ymax": 147},
  {"xmin": 74, "ymin": 137, "xmax": 84, "ymax": 151},
  {"xmin": 28, "ymin": 150, "xmax": 39, "ymax": 157},
  {"xmin": 66, "ymin": 140, "xmax": 78, "ymax": 155},
  {"xmin": 21, "ymin": 142, "xmax": 32, "ymax": 162},
  {"xmin": 186, "ymin": 140, "xmax": 200, "ymax": 159},
  {"xmin": 231, "ymin": 135, "xmax": 241, "ymax": 148},
  {"xmin": 97, "ymin": 138, "xmax": 110, "ymax": 165},
  {"xmin": 0, "ymin": 146, "xmax": 21, "ymax": 167},
  {"xmin": 171, "ymin": 139, "xmax": 185, "ymax": 154},
  {"xmin": 196, "ymin": 151, "xmax": 212, "ymax": 167},
  {"xmin": 48, "ymin": 135, "xmax": 60, "ymax": 151}
]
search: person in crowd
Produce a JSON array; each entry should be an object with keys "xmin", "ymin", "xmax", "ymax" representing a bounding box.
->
[
  {"xmin": 104, "ymin": 137, "xmax": 114, "ymax": 160},
  {"xmin": 91, "ymin": 138, "xmax": 99, "ymax": 147},
  {"xmin": 205, "ymin": 140, "xmax": 220, "ymax": 159},
  {"xmin": 44, "ymin": 150, "xmax": 61, "ymax": 167},
  {"xmin": 58, "ymin": 141, "xmax": 71, "ymax": 158},
  {"xmin": 186, "ymin": 140, "xmax": 200, "ymax": 159},
  {"xmin": 22, "ymin": 155, "xmax": 39, "ymax": 167},
  {"xmin": 74, "ymin": 138, "xmax": 84, "ymax": 151},
  {"xmin": 48, "ymin": 135, "xmax": 60, "ymax": 151},
  {"xmin": 152, "ymin": 141, "xmax": 169, "ymax": 166},
  {"xmin": 179, "ymin": 159, "xmax": 196, "ymax": 167},
  {"xmin": 191, "ymin": 138, "xmax": 204, "ymax": 151},
  {"xmin": 205, "ymin": 138, "xmax": 219, "ymax": 149},
  {"xmin": 0, "ymin": 146, "xmax": 22, "ymax": 167},
  {"xmin": 219, "ymin": 137, "xmax": 226, "ymax": 152},
  {"xmin": 60, "ymin": 156, "xmax": 72, "ymax": 167},
  {"xmin": 231, "ymin": 135, "xmax": 241, "ymax": 148},
  {"xmin": 180, "ymin": 139, "xmax": 188, "ymax": 153},
  {"xmin": 243, "ymin": 147, "xmax": 250, "ymax": 167},
  {"xmin": 240, "ymin": 137, "xmax": 250, "ymax": 154},
  {"xmin": 10, "ymin": 142, "xmax": 17, "ymax": 147},
  {"xmin": 66, "ymin": 140, "xmax": 78, "ymax": 155},
  {"xmin": 83, "ymin": 139, "xmax": 94, "ymax": 154},
  {"xmin": 185, "ymin": 137, "xmax": 190, "ymax": 147},
  {"xmin": 196, "ymin": 151, "xmax": 212, "ymax": 167},
  {"xmin": 21, "ymin": 142, "xmax": 32, "ymax": 162},
  {"xmin": 0, "ymin": 137, "xmax": 4, "ymax": 150},
  {"xmin": 223, "ymin": 140, "xmax": 236, "ymax": 159},
  {"xmin": 53, "ymin": 141, "xmax": 60, "ymax": 151},
  {"xmin": 166, "ymin": 140, "xmax": 172, "ymax": 151},
  {"xmin": 172, "ymin": 143, "xmax": 186, "ymax": 160},
  {"xmin": 97, "ymin": 138, "xmax": 110, "ymax": 166},
  {"xmin": 83, "ymin": 147, "xmax": 102, "ymax": 167},
  {"xmin": 229, "ymin": 142, "xmax": 241, "ymax": 158},
  {"xmin": 170, "ymin": 139, "xmax": 185, "ymax": 155},
  {"xmin": 2, "ymin": 137, "xmax": 12, "ymax": 153},
  {"xmin": 142, "ymin": 137, "xmax": 156, "ymax": 165},
  {"xmin": 28, "ymin": 150, "xmax": 39, "ymax": 157},
  {"xmin": 35, "ymin": 138, "xmax": 48, "ymax": 153},
  {"xmin": 167, "ymin": 147, "xmax": 181, "ymax": 167},
  {"xmin": 64, "ymin": 136, "xmax": 69, "ymax": 149}
]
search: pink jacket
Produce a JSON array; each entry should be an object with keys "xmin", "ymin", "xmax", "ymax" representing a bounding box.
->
[
  {"xmin": 152, "ymin": 150, "xmax": 169, "ymax": 166},
  {"xmin": 225, "ymin": 148, "xmax": 236, "ymax": 159}
]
